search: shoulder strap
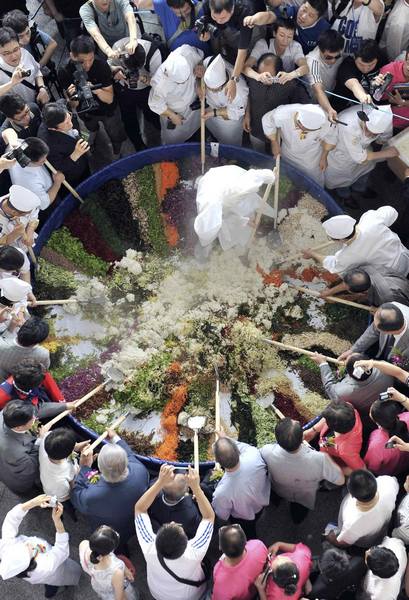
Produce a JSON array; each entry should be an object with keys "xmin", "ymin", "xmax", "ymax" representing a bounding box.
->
[
  {"xmin": 144, "ymin": 41, "xmax": 158, "ymax": 72},
  {"xmin": 329, "ymin": 0, "xmax": 353, "ymax": 25},
  {"xmin": 0, "ymin": 67, "xmax": 36, "ymax": 91},
  {"xmin": 88, "ymin": 0, "xmax": 99, "ymax": 27},
  {"xmin": 156, "ymin": 552, "xmax": 206, "ymax": 588}
]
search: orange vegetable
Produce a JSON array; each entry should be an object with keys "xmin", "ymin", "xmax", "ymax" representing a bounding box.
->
[
  {"xmin": 256, "ymin": 264, "xmax": 284, "ymax": 287},
  {"xmin": 155, "ymin": 384, "xmax": 188, "ymax": 461},
  {"xmin": 158, "ymin": 162, "xmax": 180, "ymax": 201}
]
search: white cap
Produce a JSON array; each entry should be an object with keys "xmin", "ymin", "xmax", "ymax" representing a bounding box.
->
[
  {"xmin": 8, "ymin": 185, "xmax": 40, "ymax": 213},
  {"xmin": 322, "ymin": 215, "xmax": 357, "ymax": 240},
  {"xmin": 366, "ymin": 105, "xmax": 393, "ymax": 134},
  {"xmin": 204, "ymin": 55, "xmax": 227, "ymax": 88},
  {"xmin": 0, "ymin": 542, "xmax": 31, "ymax": 580},
  {"xmin": 165, "ymin": 53, "xmax": 190, "ymax": 84},
  {"xmin": 0, "ymin": 277, "xmax": 31, "ymax": 302},
  {"xmin": 298, "ymin": 106, "xmax": 326, "ymax": 130}
]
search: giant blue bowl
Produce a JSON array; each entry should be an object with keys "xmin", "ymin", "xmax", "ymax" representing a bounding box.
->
[{"xmin": 37, "ymin": 143, "xmax": 342, "ymax": 473}]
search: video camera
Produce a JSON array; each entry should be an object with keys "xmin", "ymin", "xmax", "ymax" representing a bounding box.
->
[
  {"xmin": 195, "ymin": 16, "xmax": 219, "ymax": 38},
  {"xmin": 117, "ymin": 51, "xmax": 141, "ymax": 90},
  {"xmin": 71, "ymin": 63, "xmax": 102, "ymax": 113},
  {"xmin": 4, "ymin": 141, "xmax": 30, "ymax": 168}
]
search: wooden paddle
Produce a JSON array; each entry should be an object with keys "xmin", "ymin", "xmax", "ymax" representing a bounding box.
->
[
  {"xmin": 263, "ymin": 338, "xmax": 343, "ymax": 365},
  {"xmin": 200, "ymin": 78, "xmax": 206, "ymax": 175},
  {"xmin": 83, "ymin": 413, "xmax": 129, "ymax": 456},
  {"xmin": 272, "ymin": 152, "xmax": 281, "ymax": 230},
  {"xmin": 289, "ymin": 284, "xmax": 375, "ymax": 312},
  {"xmin": 275, "ymin": 240, "xmax": 335, "ymax": 267},
  {"xmin": 45, "ymin": 159, "xmax": 84, "ymax": 204}
]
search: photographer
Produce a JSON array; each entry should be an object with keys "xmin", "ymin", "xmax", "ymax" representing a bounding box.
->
[
  {"xmin": 109, "ymin": 37, "xmax": 162, "ymax": 150},
  {"xmin": 133, "ymin": 0, "xmax": 209, "ymax": 53},
  {"xmin": 0, "ymin": 27, "xmax": 49, "ymax": 106},
  {"xmin": 79, "ymin": 0, "xmax": 139, "ymax": 59},
  {"xmin": 2, "ymin": 9, "xmax": 58, "ymax": 69},
  {"xmin": 38, "ymin": 103, "xmax": 90, "ymax": 187},
  {"xmin": 200, "ymin": 0, "xmax": 256, "ymax": 101},
  {"xmin": 378, "ymin": 48, "xmax": 409, "ymax": 131},
  {"xmin": 5, "ymin": 134, "xmax": 65, "ymax": 214},
  {"xmin": 0, "ymin": 92, "xmax": 42, "ymax": 140},
  {"xmin": 58, "ymin": 35, "xmax": 127, "ymax": 161}
]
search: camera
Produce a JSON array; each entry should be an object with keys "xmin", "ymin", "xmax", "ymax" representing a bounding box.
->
[
  {"xmin": 71, "ymin": 62, "xmax": 100, "ymax": 113},
  {"xmin": 379, "ymin": 391, "xmax": 392, "ymax": 402},
  {"xmin": 120, "ymin": 52, "xmax": 141, "ymax": 90},
  {"xmin": 385, "ymin": 441, "xmax": 395, "ymax": 449},
  {"xmin": 195, "ymin": 16, "xmax": 219, "ymax": 38},
  {"xmin": 19, "ymin": 68, "xmax": 31, "ymax": 78},
  {"xmin": 370, "ymin": 72, "xmax": 393, "ymax": 102},
  {"xmin": 48, "ymin": 495, "xmax": 58, "ymax": 508},
  {"xmin": 4, "ymin": 141, "xmax": 30, "ymax": 168}
]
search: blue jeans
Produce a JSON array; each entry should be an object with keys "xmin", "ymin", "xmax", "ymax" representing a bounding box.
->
[{"xmin": 335, "ymin": 172, "xmax": 370, "ymax": 198}]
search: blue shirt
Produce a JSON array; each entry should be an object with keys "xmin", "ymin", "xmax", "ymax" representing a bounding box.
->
[
  {"xmin": 279, "ymin": 7, "xmax": 330, "ymax": 55},
  {"xmin": 24, "ymin": 29, "xmax": 53, "ymax": 59},
  {"xmin": 153, "ymin": 0, "xmax": 209, "ymax": 53}
]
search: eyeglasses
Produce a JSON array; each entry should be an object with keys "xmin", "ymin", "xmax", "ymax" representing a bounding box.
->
[{"xmin": 323, "ymin": 53, "xmax": 342, "ymax": 61}]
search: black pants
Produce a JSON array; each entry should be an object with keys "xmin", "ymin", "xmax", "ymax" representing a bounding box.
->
[
  {"xmin": 44, "ymin": 584, "xmax": 59, "ymax": 598},
  {"xmin": 116, "ymin": 85, "xmax": 160, "ymax": 151},
  {"xmin": 230, "ymin": 510, "xmax": 263, "ymax": 540}
]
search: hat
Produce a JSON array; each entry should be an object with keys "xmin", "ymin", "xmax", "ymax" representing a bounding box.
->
[
  {"xmin": 322, "ymin": 215, "xmax": 357, "ymax": 240},
  {"xmin": 0, "ymin": 277, "xmax": 31, "ymax": 302},
  {"xmin": 204, "ymin": 55, "xmax": 227, "ymax": 88},
  {"xmin": 298, "ymin": 106, "xmax": 326, "ymax": 130},
  {"xmin": 8, "ymin": 185, "xmax": 40, "ymax": 213},
  {"xmin": 366, "ymin": 105, "xmax": 393, "ymax": 134},
  {"xmin": 165, "ymin": 53, "xmax": 190, "ymax": 84},
  {"xmin": 0, "ymin": 542, "xmax": 31, "ymax": 580}
]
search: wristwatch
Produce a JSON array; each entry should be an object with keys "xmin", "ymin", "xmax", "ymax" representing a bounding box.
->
[
  {"xmin": 230, "ymin": 76, "xmax": 240, "ymax": 83},
  {"xmin": 37, "ymin": 85, "xmax": 47, "ymax": 91}
]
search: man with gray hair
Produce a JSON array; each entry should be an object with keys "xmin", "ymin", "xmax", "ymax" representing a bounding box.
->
[{"xmin": 71, "ymin": 429, "xmax": 149, "ymax": 552}]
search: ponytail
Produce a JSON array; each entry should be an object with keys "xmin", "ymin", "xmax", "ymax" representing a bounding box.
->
[
  {"xmin": 371, "ymin": 400, "xmax": 409, "ymax": 442},
  {"xmin": 90, "ymin": 550, "xmax": 101, "ymax": 564}
]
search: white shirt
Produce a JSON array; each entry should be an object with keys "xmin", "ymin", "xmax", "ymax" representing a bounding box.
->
[
  {"xmin": 9, "ymin": 163, "xmax": 53, "ymax": 211},
  {"xmin": 262, "ymin": 103, "xmax": 337, "ymax": 186},
  {"xmin": 135, "ymin": 512, "xmax": 213, "ymax": 600},
  {"xmin": 337, "ymin": 475, "xmax": 399, "ymax": 546},
  {"xmin": 212, "ymin": 441, "xmax": 271, "ymax": 520},
  {"xmin": 149, "ymin": 45, "xmax": 204, "ymax": 118},
  {"xmin": 0, "ymin": 196, "xmax": 38, "ymax": 272},
  {"xmin": 329, "ymin": 2, "xmax": 384, "ymax": 55},
  {"xmin": 306, "ymin": 45, "xmax": 343, "ymax": 91},
  {"xmin": 323, "ymin": 206, "xmax": 409, "ymax": 276},
  {"xmin": 380, "ymin": 0, "xmax": 409, "ymax": 61},
  {"xmin": 250, "ymin": 38, "xmax": 305, "ymax": 73},
  {"xmin": 362, "ymin": 536, "xmax": 407, "ymax": 600},
  {"xmin": 39, "ymin": 435, "xmax": 79, "ymax": 502},
  {"xmin": 203, "ymin": 58, "xmax": 248, "ymax": 120},
  {"xmin": 0, "ymin": 49, "xmax": 41, "ymax": 103}
]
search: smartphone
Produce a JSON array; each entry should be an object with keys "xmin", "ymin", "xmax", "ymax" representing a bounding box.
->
[{"xmin": 385, "ymin": 441, "xmax": 395, "ymax": 449}]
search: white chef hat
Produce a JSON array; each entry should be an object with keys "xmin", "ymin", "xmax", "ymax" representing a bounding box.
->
[
  {"xmin": 366, "ymin": 105, "xmax": 393, "ymax": 134},
  {"xmin": 0, "ymin": 277, "xmax": 31, "ymax": 302},
  {"xmin": 8, "ymin": 185, "xmax": 40, "ymax": 213},
  {"xmin": 0, "ymin": 542, "xmax": 31, "ymax": 580},
  {"xmin": 298, "ymin": 106, "xmax": 326, "ymax": 130},
  {"xmin": 322, "ymin": 215, "xmax": 357, "ymax": 240},
  {"xmin": 165, "ymin": 53, "xmax": 190, "ymax": 84},
  {"xmin": 204, "ymin": 54, "xmax": 227, "ymax": 88}
]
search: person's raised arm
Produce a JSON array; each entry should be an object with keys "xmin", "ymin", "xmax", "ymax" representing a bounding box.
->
[
  {"xmin": 345, "ymin": 77, "xmax": 372, "ymax": 104},
  {"xmin": 132, "ymin": 0, "xmax": 153, "ymax": 7},
  {"xmin": 269, "ymin": 541, "xmax": 296, "ymax": 555},
  {"xmin": 186, "ymin": 465, "xmax": 214, "ymax": 522},
  {"xmin": 134, "ymin": 464, "xmax": 175, "ymax": 514},
  {"xmin": 361, "ymin": 0, "xmax": 384, "ymax": 19},
  {"xmin": 355, "ymin": 359, "xmax": 409, "ymax": 383},
  {"xmin": 125, "ymin": 11, "xmax": 139, "ymax": 54},
  {"xmin": 313, "ymin": 82, "xmax": 338, "ymax": 123},
  {"xmin": 243, "ymin": 12, "xmax": 275, "ymax": 28}
]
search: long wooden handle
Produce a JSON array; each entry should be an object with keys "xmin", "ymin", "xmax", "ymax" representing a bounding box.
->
[
  {"xmin": 215, "ymin": 378, "xmax": 220, "ymax": 434},
  {"xmin": 200, "ymin": 78, "xmax": 206, "ymax": 175},
  {"xmin": 263, "ymin": 338, "xmax": 343, "ymax": 365},
  {"xmin": 45, "ymin": 159, "xmax": 84, "ymax": 204},
  {"xmin": 193, "ymin": 430, "xmax": 200, "ymax": 473},
  {"xmin": 276, "ymin": 240, "xmax": 335, "ymax": 267},
  {"xmin": 273, "ymin": 152, "xmax": 281, "ymax": 230},
  {"xmin": 84, "ymin": 413, "xmax": 128, "ymax": 455},
  {"xmin": 34, "ymin": 299, "xmax": 78, "ymax": 306},
  {"xmin": 247, "ymin": 180, "xmax": 274, "ymax": 248},
  {"xmin": 290, "ymin": 284, "xmax": 374, "ymax": 312}
]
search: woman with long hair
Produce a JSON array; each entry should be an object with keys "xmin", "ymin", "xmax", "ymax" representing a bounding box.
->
[
  {"xmin": 79, "ymin": 525, "xmax": 137, "ymax": 600},
  {"xmin": 365, "ymin": 397, "xmax": 409, "ymax": 475}
]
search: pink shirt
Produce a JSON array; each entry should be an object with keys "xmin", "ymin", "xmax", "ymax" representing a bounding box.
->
[
  {"xmin": 365, "ymin": 412, "xmax": 409, "ymax": 475},
  {"xmin": 320, "ymin": 408, "xmax": 365, "ymax": 471},
  {"xmin": 212, "ymin": 539, "xmax": 268, "ymax": 600},
  {"xmin": 266, "ymin": 543, "xmax": 312, "ymax": 600},
  {"xmin": 380, "ymin": 61, "xmax": 409, "ymax": 129}
]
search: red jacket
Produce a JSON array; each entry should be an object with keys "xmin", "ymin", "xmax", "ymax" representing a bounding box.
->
[{"xmin": 0, "ymin": 372, "xmax": 64, "ymax": 410}]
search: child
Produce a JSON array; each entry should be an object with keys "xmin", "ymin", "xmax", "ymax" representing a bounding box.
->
[{"xmin": 79, "ymin": 525, "xmax": 137, "ymax": 600}]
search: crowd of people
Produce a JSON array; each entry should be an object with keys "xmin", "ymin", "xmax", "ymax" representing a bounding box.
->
[{"xmin": 0, "ymin": 0, "xmax": 409, "ymax": 599}]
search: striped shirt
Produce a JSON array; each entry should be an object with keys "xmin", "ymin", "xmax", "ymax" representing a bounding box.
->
[
  {"xmin": 135, "ymin": 512, "xmax": 213, "ymax": 600},
  {"xmin": 306, "ymin": 46, "xmax": 343, "ymax": 91}
]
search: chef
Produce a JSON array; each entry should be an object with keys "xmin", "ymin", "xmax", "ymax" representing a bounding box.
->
[
  {"xmin": 0, "ymin": 495, "xmax": 81, "ymax": 594},
  {"xmin": 0, "ymin": 185, "xmax": 40, "ymax": 274},
  {"xmin": 324, "ymin": 105, "xmax": 398, "ymax": 202},
  {"xmin": 194, "ymin": 165, "xmax": 276, "ymax": 256},
  {"xmin": 262, "ymin": 104, "xmax": 337, "ymax": 186},
  {"xmin": 202, "ymin": 54, "xmax": 248, "ymax": 146},
  {"xmin": 148, "ymin": 44, "xmax": 204, "ymax": 144},
  {"xmin": 303, "ymin": 210, "xmax": 409, "ymax": 276},
  {"xmin": 0, "ymin": 276, "xmax": 32, "ymax": 338}
]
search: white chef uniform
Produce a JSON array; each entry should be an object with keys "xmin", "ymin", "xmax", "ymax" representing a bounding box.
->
[
  {"xmin": 194, "ymin": 165, "xmax": 276, "ymax": 251},
  {"xmin": 324, "ymin": 105, "xmax": 393, "ymax": 190},
  {"xmin": 149, "ymin": 44, "xmax": 204, "ymax": 144},
  {"xmin": 321, "ymin": 209, "xmax": 409, "ymax": 275},
  {"xmin": 203, "ymin": 55, "xmax": 248, "ymax": 146},
  {"xmin": 0, "ymin": 277, "xmax": 31, "ymax": 337},
  {"xmin": 262, "ymin": 103, "xmax": 337, "ymax": 185},
  {"xmin": 0, "ymin": 185, "xmax": 40, "ymax": 272},
  {"xmin": 0, "ymin": 504, "xmax": 81, "ymax": 586}
]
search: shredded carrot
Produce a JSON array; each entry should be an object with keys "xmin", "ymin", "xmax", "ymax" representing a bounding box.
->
[
  {"xmin": 158, "ymin": 162, "xmax": 180, "ymax": 201},
  {"xmin": 155, "ymin": 384, "xmax": 188, "ymax": 461},
  {"xmin": 163, "ymin": 216, "xmax": 180, "ymax": 247},
  {"xmin": 256, "ymin": 264, "xmax": 284, "ymax": 287}
]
